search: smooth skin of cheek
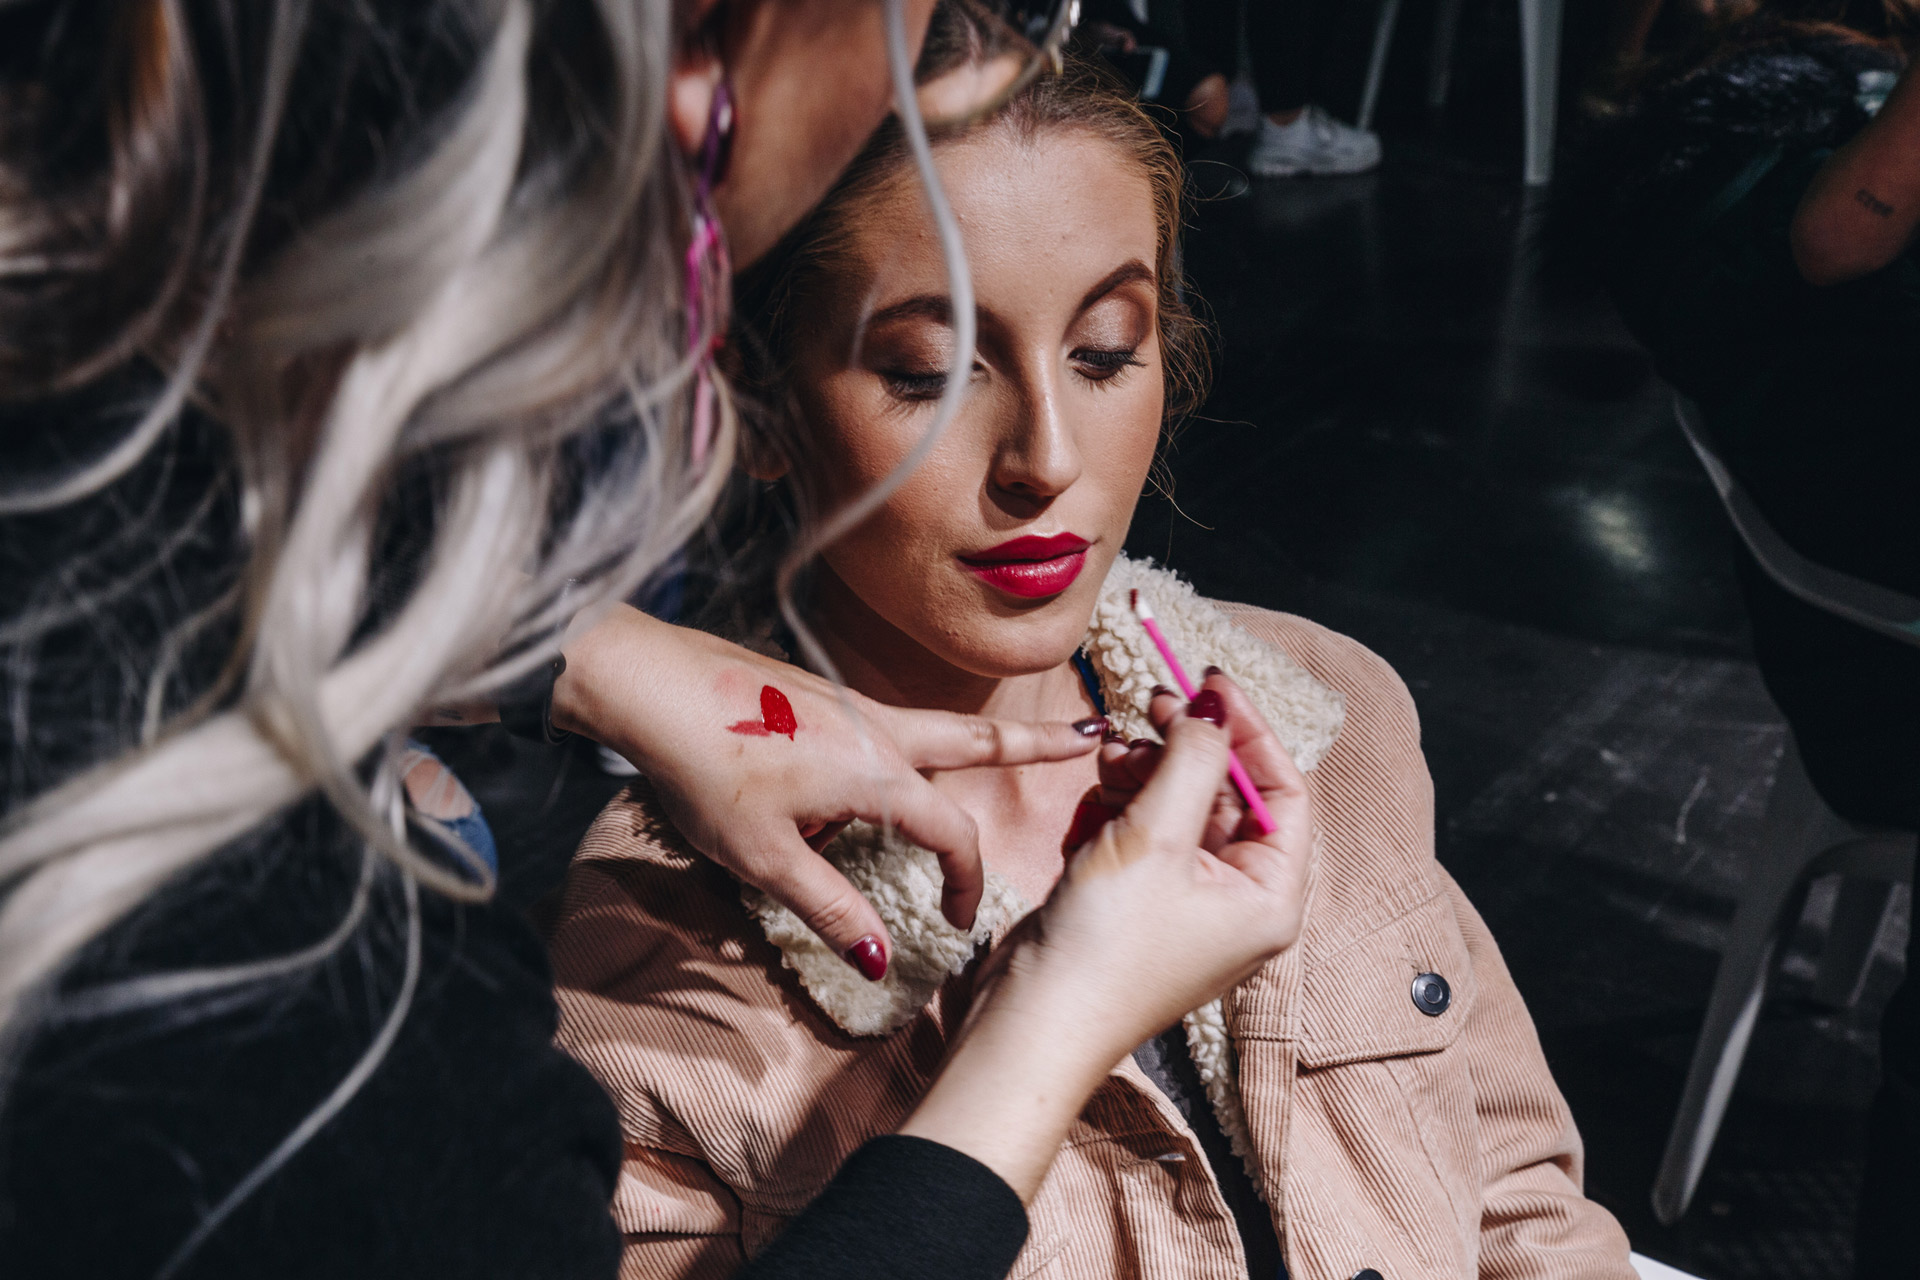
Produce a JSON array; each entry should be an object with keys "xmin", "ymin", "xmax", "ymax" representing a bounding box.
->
[{"xmin": 795, "ymin": 128, "xmax": 1167, "ymax": 691}]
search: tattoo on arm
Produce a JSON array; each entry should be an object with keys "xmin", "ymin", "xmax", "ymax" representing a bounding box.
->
[{"xmin": 1855, "ymin": 188, "xmax": 1895, "ymax": 217}]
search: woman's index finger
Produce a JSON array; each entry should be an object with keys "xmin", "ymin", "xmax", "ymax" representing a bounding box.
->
[{"xmin": 883, "ymin": 706, "xmax": 1103, "ymax": 771}]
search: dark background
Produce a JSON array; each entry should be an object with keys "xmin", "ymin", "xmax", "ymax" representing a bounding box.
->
[{"xmin": 1125, "ymin": 6, "xmax": 1899, "ymax": 1277}]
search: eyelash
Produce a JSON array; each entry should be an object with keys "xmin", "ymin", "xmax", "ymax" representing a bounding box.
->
[
  {"xmin": 882, "ymin": 370, "xmax": 954, "ymax": 401},
  {"xmin": 1072, "ymin": 347, "xmax": 1145, "ymax": 381},
  {"xmin": 881, "ymin": 348, "xmax": 1143, "ymax": 402}
]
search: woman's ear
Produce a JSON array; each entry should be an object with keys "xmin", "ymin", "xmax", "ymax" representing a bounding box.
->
[
  {"xmin": 669, "ymin": 46, "xmax": 724, "ymax": 160},
  {"xmin": 738, "ymin": 429, "xmax": 792, "ymax": 483},
  {"xmin": 670, "ymin": 0, "xmax": 733, "ymax": 159}
]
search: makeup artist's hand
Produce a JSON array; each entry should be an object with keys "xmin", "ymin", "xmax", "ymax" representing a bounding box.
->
[
  {"xmin": 899, "ymin": 671, "xmax": 1315, "ymax": 1201},
  {"xmin": 551, "ymin": 604, "xmax": 1105, "ymax": 969},
  {"xmin": 1094, "ymin": 673, "xmax": 1309, "ymax": 854}
]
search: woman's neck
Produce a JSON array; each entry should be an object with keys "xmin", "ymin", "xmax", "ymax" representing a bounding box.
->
[
  {"xmin": 806, "ymin": 567, "xmax": 1101, "ymax": 906},
  {"xmin": 807, "ymin": 568, "xmax": 1094, "ymax": 722}
]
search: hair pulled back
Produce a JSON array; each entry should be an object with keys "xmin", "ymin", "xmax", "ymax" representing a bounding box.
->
[
  {"xmin": 699, "ymin": 57, "xmax": 1209, "ymax": 637},
  {"xmin": 742, "ymin": 57, "xmax": 1209, "ymax": 451}
]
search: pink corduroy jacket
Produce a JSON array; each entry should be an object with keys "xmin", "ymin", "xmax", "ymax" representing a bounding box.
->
[{"xmin": 547, "ymin": 559, "xmax": 1636, "ymax": 1280}]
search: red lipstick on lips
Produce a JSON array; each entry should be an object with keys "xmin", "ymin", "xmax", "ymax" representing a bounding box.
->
[{"xmin": 959, "ymin": 532, "xmax": 1091, "ymax": 599}]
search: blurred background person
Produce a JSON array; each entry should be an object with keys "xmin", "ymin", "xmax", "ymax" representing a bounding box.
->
[
  {"xmin": 1568, "ymin": 7, "xmax": 1920, "ymax": 1270},
  {"xmin": 1238, "ymin": 0, "xmax": 1384, "ymax": 176},
  {"xmin": 1079, "ymin": 0, "xmax": 1380, "ymax": 174},
  {"xmin": 1077, "ymin": 0, "xmax": 1234, "ymax": 140}
]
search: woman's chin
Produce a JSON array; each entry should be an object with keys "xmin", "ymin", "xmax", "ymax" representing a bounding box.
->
[{"xmin": 935, "ymin": 619, "xmax": 1094, "ymax": 682}]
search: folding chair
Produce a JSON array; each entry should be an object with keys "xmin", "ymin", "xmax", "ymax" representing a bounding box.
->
[
  {"xmin": 1358, "ymin": 0, "xmax": 1564, "ymax": 184},
  {"xmin": 1651, "ymin": 395, "xmax": 1918, "ymax": 1223}
]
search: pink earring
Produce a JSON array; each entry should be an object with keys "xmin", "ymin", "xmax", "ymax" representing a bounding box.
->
[{"xmin": 686, "ymin": 78, "xmax": 734, "ymax": 470}]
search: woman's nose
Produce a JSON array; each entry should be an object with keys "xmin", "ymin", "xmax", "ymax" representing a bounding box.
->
[{"xmin": 988, "ymin": 367, "xmax": 1083, "ymax": 506}]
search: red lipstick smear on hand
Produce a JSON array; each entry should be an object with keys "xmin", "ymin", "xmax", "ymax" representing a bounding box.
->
[{"xmin": 729, "ymin": 685, "xmax": 798, "ymax": 739}]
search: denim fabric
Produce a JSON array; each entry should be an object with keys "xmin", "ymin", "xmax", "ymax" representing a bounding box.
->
[
  {"xmin": 400, "ymin": 739, "xmax": 500, "ymax": 877},
  {"xmin": 441, "ymin": 809, "xmax": 500, "ymax": 877}
]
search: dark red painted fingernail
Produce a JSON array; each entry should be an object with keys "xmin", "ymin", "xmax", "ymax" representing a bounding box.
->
[
  {"xmin": 1187, "ymin": 689, "xmax": 1227, "ymax": 727},
  {"xmin": 1129, "ymin": 737, "xmax": 1157, "ymax": 750},
  {"xmin": 1072, "ymin": 715, "xmax": 1110, "ymax": 737},
  {"xmin": 1102, "ymin": 728, "xmax": 1127, "ymax": 745},
  {"xmin": 1203, "ymin": 665, "xmax": 1224, "ymax": 678},
  {"xmin": 1151, "ymin": 684, "xmax": 1178, "ymax": 699},
  {"xmin": 845, "ymin": 936, "xmax": 887, "ymax": 982}
]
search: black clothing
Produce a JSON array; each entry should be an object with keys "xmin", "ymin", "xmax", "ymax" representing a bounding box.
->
[
  {"xmin": 1574, "ymin": 29, "xmax": 1920, "ymax": 831},
  {"xmin": 0, "ymin": 391, "xmax": 623, "ymax": 1276},
  {"xmin": 1079, "ymin": 0, "xmax": 1225, "ymax": 119},
  {"xmin": 1134, "ymin": 1025, "xmax": 1287, "ymax": 1279},
  {"xmin": 1626, "ymin": 134, "xmax": 1920, "ymax": 832},
  {"xmin": 1172, "ymin": 0, "xmax": 1357, "ymax": 115},
  {"xmin": 1243, "ymin": 0, "xmax": 1328, "ymax": 114},
  {"xmin": 1856, "ymin": 911, "xmax": 1920, "ymax": 1280},
  {"xmin": 1, "ymin": 821, "xmax": 628, "ymax": 1280},
  {"xmin": 0, "ymin": 394, "xmax": 1032, "ymax": 1280},
  {"xmin": 740, "ymin": 1138, "xmax": 1028, "ymax": 1280},
  {"xmin": 1573, "ymin": 30, "xmax": 1919, "ymax": 1277}
]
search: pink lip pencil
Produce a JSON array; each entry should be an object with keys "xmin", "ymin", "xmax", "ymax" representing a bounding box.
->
[{"xmin": 1130, "ymin": 589, "xmax": 1279, "ymax": 837}]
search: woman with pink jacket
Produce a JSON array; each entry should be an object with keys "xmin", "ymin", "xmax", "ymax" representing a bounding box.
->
[{"xmin": 547, "ymin": 62, "xmax": 1634, "ymax": 1280}]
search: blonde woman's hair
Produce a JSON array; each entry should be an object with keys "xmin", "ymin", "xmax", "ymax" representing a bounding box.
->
[{"xmin": 0, "ymin": 0, "xmax": 733, "ymax": 1259}]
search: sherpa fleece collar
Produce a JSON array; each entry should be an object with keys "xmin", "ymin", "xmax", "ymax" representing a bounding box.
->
[{"xmin": 743, "ymin": 556, "xmax": 1345, "ymax": 1183}]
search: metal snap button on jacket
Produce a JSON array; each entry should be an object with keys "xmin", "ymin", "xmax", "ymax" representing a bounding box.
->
[{"xmin": 1410, "ymin": 971, "xmax": 1451, "ymax": 1016}]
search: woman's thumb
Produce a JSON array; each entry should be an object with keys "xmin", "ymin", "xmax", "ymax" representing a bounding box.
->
[{"xmin": 1118, "ymin": 711, "xmax": 1232, "ymax": 851}]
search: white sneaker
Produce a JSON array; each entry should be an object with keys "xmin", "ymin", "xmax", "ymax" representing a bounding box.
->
[{"xmin": 1246, "ymin": 105, "xmax": 1382, "ymax": 177}]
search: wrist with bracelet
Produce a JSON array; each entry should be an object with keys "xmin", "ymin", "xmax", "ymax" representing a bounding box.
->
[
  {"xmin": 496, "ymin": 653, "xmax": 573, "ymax": 746},
  {"xmin": 497, "ymin": 576, "xmax": 590, "ymax": 746}
]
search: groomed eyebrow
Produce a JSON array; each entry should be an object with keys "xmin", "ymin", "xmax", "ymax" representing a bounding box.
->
[
  {"xmin": 864, "ymin": 294, "xmax": 953, "ymax": 328},
  {"xmin": 860, "ymin": 259, "xmax": 1157, "ymax": 333},
  {"xmin": 1076, "ymin": 259, "xmax": 1155, "ymax": 313}
]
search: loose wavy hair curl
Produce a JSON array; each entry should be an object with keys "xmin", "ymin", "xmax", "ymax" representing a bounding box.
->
[{"xmin": 0, "ymin": 3, "xmax": 730, "ymax": 1253}]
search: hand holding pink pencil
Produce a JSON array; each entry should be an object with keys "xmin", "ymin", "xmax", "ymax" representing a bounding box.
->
[{"xmin": 1129, "ymin": 590, "xmax": 1280, "ymax": 837}]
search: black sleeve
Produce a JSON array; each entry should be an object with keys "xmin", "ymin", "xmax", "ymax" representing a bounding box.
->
[
  {"xmin": 740, "ymin": 1137, "xmax": 1029, "ymax": 1280},
  {"xmin": 0, "ymin": 401, "xmax": 623, "ymax": 1280},
  {"xmin": 0, "ymin": 826, "xmax": 624, "ymax": 1280}
]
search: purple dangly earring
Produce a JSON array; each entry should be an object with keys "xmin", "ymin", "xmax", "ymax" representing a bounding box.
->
[{"xmin": 686, "ymin": 78, "xmax": 734, "ymax": 470}]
